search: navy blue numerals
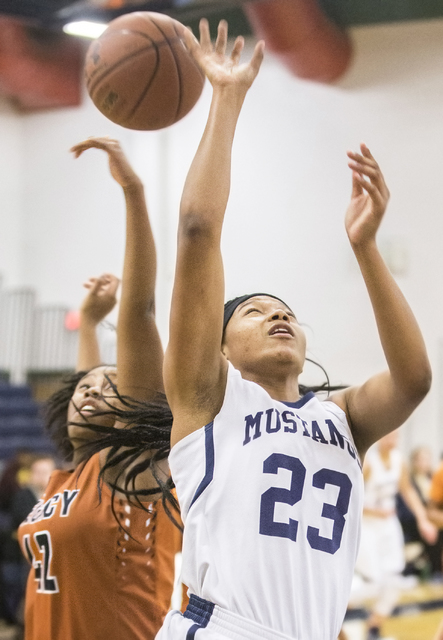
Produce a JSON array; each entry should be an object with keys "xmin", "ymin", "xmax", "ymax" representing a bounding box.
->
[
  {"xmin": 260, "ymin": 453, "xmax": 306, "ymax": 541},
  {"xmin": 259, "ymin": 454, "xmax": 352, "ymax": 555}
]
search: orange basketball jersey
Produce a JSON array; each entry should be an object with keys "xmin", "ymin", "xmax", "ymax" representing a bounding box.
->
[{"xmin": 18, "ymin": 453, "xmax": 181, "ymax": 640}]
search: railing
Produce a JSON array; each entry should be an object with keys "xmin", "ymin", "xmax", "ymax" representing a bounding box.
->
[{"xmin": 0, "ymin": 281, "xmax": 116, "ymax": 384}]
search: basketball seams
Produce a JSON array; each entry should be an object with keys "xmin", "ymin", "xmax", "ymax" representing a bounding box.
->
[
  {"xmin": 87, "ymin": 43, "xmax": 152, "ymax": 94},
  {"xmin": 150, "ymin": 17, "xmax": 183, "ymax": 125},
  {"xmin": 87, "ymin": 37, "xmax": 178, "ymax": 97},
  {"xmin": 125, "ymin": 38, "xmax": 161, "ymax": 125},
  {"xmin": 85, "ymin": 13, "xmax": 204, "ymax": 130}
]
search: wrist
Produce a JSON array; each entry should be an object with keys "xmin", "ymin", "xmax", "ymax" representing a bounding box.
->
[
  {"xmin": 79, "ymin": 314, "xmax": 99, "ymax": 329},
  {"xmin": 122, "ymin": 178, "xmax": 143, "ymax": 194},
  {"xmin": 212, "ymin": 84, "xmax": 248, "ymax": 109},
  {"xmin": 349, "ymin": 237, "xmax": 379, "ymax": 260}
]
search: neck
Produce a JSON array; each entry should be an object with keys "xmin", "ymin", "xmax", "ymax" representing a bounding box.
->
[
  {"xmin": 71, "ymin": 443, "xmax": 86, "ymax": 467},
  {"xmin": 240, "ymin": 367, "xmax": 301, "ymax": 402}
]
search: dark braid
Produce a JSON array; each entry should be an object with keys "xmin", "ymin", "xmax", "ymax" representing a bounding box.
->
[
  {"xmin": 72, "ymin": 376, "xmax": 181, "ymax": 530},
  {"xmin": 299, "ymin": 357, "xmax": 347, "ymax": 397},
  {"xmin": 44, "ymin": 370, "xmax": 180, "ymax": 530}
]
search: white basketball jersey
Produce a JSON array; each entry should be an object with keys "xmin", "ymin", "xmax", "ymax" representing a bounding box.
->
[{"xmin": 170, "ymin": 365, "xmax": 364, "ymax": 640}]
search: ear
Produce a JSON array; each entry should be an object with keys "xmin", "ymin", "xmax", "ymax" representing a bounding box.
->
[{"xmin": 221, "ymin": 340, "xmax": 230, "ymax": 360}]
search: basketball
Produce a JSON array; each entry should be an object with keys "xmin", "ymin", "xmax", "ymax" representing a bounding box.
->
[{"xmin": 84, "ymin": 12, "xmax": 205, "ymax": 130}]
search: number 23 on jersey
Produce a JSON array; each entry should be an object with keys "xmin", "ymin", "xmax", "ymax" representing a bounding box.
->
[{"xmin": 259, "ymin": 453, "xmax": 352, "ymax": 555}]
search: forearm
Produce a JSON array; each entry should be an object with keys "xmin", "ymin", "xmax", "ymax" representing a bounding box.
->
[
  {"xmin": 120, "ymin": 181, "xmax": 156, "ymax": 312},
  {"xmin": 117, "ymin": 180, "xmax": 163, "ymax": 398},
  {"xmin": 77, "ymin": 318, "xmax": 101, "ymax": 371},
  {"xmin": 180, "ymin": 85, "xmax": 247, "ymax": 235},
  {"xmin": 352, "ymin": 240, "xmax": 431, "ymax": 397}
]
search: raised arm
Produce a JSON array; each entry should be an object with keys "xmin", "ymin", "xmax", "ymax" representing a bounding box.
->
[
  {"xmin": 331, "ymin": 145, "xmax": 432, "ymax": 455},
  {"xmin": 71, "ymin": 137, "xmax": 163, "ymax": 399},
  {"xmin": 163, "ymin": 20, "xmax": 264, "ymax": 445},
  {"xmin": 76, "ymin": 273, "xmax": 119, "ymax": 372}
]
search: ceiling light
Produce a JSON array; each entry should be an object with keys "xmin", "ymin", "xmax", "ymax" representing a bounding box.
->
[{"xmin": 63, "ymin": 21, "xmax": 108, "ymax": 39}]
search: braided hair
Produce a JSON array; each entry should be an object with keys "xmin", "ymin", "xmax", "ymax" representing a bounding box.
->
[
  {"xmin": 44, "ymin": 370, "xmax": 180, "ymax": 529},
  {"xmin": 299, "ymin": 357, "xmax": 347, "ymax": 397}
]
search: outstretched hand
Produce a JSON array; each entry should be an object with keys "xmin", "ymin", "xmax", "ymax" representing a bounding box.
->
[
  {"xmin": 71, "ymin": 137, "xmax": 141, "ymax": 189},
  {"xmin": 183, "ymin": 19, "xmax": 264, "ymax": 92},
  {"xmin": 80, "ymin": 273, "xmax": 120, "ymax": 325},
  {"xmin": 345, "ymin": 144, "xmax": 390, "ymax": 247}
]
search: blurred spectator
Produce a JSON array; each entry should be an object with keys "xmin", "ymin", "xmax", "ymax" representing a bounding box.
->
[
  {"xmin": 1, "ymin": 455, "xmax": 55, "ymax": 627},
  {"xmin": 351, "ymin": 431, "xmax": 436, "ymax": 640},
  {"xmin": 411, "ymin": 447, "xmax": 433, "ymax": 497},
  {"xmin": 0, "ymin": 450, "xmax": 33, "ymax": 513},
  {"xmin": 0, "ymin": 450, "xmax": 34, "ymax": 627},
  {"xmin": 397, "ymin": 446, "xmax": 443, "ymax": 576},
  {"xmin": 427, "ymin": 456, "xmax": 443, "ymax": 576}
]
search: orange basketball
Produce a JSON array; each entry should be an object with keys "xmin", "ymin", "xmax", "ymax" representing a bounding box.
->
[{"xmin": 85, "ymin": 12, "xmax": 205, "ymax": 130}]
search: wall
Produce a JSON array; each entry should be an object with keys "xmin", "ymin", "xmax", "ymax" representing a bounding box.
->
[
  {"xmin": 1, "ymin": 18, "xmax": 443, "ymax": 455},
  {"xmin": 0, "ymin": 96, "xmax": 23, "ymax": 286}
]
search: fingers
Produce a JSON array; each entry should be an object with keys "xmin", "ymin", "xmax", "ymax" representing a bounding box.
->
[
  {"xmin": 249, "ymin": 40, "xmax": 265, "ymax": 77},
  {"xmin": 230, "ymin": 36, "xmax": 244, "ymax": 66},
  {"xmin": 85, "ymin": 277, "xmax": 103, "ymax": 296},
  {"xmin": 83, "ymin": 274, "xmax": 119, "ymax": 297},
  {"xmin": 70, "ymin": 136, "xmax": 120, "ymax": 158},
  {"xmin": 347, "ymin": 144, "xmax": 390, "ymax": 201},
  {"xmin": 215, "ymin": 19, "xmax": 227, "ymax": 56},
  {"xmin": 106, "ymin": 274, "xmax": 120, "ymax": 297},
  {"xmin": 351, "ymin": 171, "xmax": 363, "ymax": 198},
  {"xmin": 199, "ymin": 18, "xmax": 212, "ymax": 53},
  {"xmin": 347, "ymin": 146, "xmax": 378, "ymax": 178}
]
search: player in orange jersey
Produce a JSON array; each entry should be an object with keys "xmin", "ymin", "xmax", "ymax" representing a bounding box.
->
[{"xmin": 17, "ymin": 138, "xmax": 181, "ymax": 640}]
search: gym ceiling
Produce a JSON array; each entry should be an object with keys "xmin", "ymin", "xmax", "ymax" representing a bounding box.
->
[
  {"xmin": 0, "ymin": 0, "xmax": 442, "ymax": 33},
  {"xmin": 0, "ymin": 0, "xmax": 442, "ymax": 110}
]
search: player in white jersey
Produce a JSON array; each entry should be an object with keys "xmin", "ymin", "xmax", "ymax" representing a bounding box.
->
[
  {"xmin": 353, "ymin": 430, "xmax": 436, "ymax": 639},
  {"xmin": 157, "ymin": 19, "xmax": 432, "ymax": 640}
]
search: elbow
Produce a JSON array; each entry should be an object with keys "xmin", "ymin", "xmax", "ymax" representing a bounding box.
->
[
  {"xmin": 178, "ymin": 213, "xmax": 219, "ymax": 244},
  {"xmin": 416, "ymin": 357, "xmax": 432, "ymax": 399},
  {"xmin": 403, "ymin": 360, "xmax": 432, "ymax": 405},
  {"xmin": 418, "ymin": 367, "xmax": 432, "ymax": 400}
]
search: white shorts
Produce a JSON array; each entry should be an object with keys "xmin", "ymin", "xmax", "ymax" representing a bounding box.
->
[{"xmin": 156, "ymin": 595, "xmax": 295, "ymax": 640}]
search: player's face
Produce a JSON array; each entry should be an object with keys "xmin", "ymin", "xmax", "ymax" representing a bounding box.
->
[
  {"xmin": 222, "ymin": 296, "xmax": 306, "ymax": 376},
  {"xmin": 67, "ymin": 366, "xmax": 118, "ymax": 444}
]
